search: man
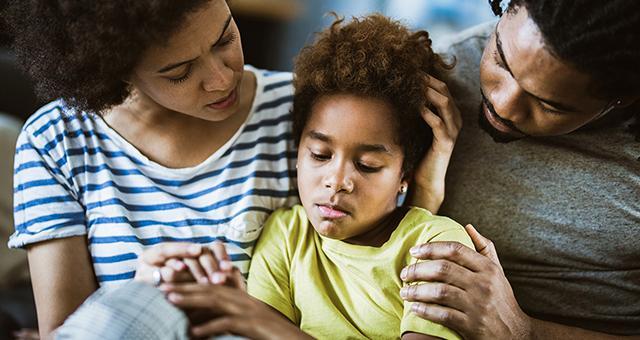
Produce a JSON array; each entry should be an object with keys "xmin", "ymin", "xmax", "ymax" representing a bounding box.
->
[{"xmin": 401, "ymin": 0, "xmax": 640, "ymax": 338}]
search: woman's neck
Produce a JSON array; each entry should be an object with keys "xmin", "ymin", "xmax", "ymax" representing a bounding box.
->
[{"xmin": 102, "ymin": 70, "xmax": 257, "ymax": 168}]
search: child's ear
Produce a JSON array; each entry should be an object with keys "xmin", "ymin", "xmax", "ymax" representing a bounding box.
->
[{"xmin": 399, "ymin": 180, "xmax": 409, "ymax": 194}]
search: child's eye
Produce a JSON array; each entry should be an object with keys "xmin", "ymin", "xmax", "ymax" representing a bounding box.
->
[
  {"xmin": 357, "ymin": 162, "xmax": 381, "ymax": 173},
  {"xmin": 310, "ymin": 151, "xmax": 330, "ymax": 161}
]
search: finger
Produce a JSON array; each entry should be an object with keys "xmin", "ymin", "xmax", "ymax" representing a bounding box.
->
[
  {"xmin": 210, "ymin": 241, "xmax": 230, "ymax": 263},
  {"xmin": 421, "ymin": 107, "xmax": 449, "ymax": 142},
  {"xmin": 168, "ymin": 288, "xmax": 248, "ymax": 315},
  {"xmin": 165, "ymin": 258, "xmax": 187, "ymax": 272},
  {"xmin": 409, "ymin": 241, "xmax": 489, "ymax": 272},
  {"xmin": 191, "ymin": 317, "xmax": 242, "ymax": 338},
  {"xmin": 197, "ymin": 249, "xmax": 222, "ymax": 284},
  {"xmin": 227, "ymin": 267, "xmax": 247, "ymax": 290},
  {"xmin": 141, "ymin": 243, "xmax": 203, "ymax": 266},
  {"xmin": 410, "ymin": 302, "xmax": 469, "ymax": 336},
  {"xmin": 400, "ymin": 282, "xmax": 468, "ymax": 311},
  {"xmin": 183, "ymin": 258, "xmax": 209, "ymax": 284},
  {"xmin": 465, "ymin": 224, "xmax": 501, "ymax": 266},
  {"xmin": 425, "ymin": 74, "xmax": 450, "ymax": 96},
  {"xmin": 401, "ymin": 259, "xmax": 474, "ymax": 289},
  {"xmin": 425, "ymin": 88, "xmax": 461, "ymax": 132}
]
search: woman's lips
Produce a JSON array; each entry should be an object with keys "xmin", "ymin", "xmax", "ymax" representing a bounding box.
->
[
  {"xmin": 207, "ymin": 88, "xmax": 237, "ymax": 110},
  {"xmin": 317, "ymin": 204, "xmax": 348, "ymax": 219}
]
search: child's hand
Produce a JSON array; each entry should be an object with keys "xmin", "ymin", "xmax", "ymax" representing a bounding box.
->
[
  {"xmin": 412, "ymin": 75, "xmax": 463, "ymax": 213},
  {"xmin": 189, "ymin": 242, "xmax": 245, "ymax": 289}
]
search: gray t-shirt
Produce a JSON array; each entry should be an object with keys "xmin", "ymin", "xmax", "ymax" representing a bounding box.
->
[{"xmin": 436, "ymin": 21, "xmax": 640, "ymax": 335}]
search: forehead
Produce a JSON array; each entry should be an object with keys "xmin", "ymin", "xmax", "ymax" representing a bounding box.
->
[
  {"xmin": 498, "ymin": 7, "xmax": 602, "ymax": 109},
  {"xmin": 136, "ymin": 0, "xmax": 231, "ymax": 70},
  {"xmin": 305, "ymin": 94, "xmax": 400, "ymax": 146}
]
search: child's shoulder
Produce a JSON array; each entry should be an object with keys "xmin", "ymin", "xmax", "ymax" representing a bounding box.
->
[
  {"xmin": 261, "ymin": 205, "xmax": 310, "ymax": 239},
  {"xmin": 400, "ymin": 207, "xmax": 473, "ymax": 249}
]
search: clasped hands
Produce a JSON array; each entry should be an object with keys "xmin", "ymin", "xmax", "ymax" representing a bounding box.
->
[{"xmin": 133, "ymin": 242, "xmax": 306, "ymax": 339}]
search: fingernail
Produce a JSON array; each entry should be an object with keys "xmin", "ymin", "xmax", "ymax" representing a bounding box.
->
[
  {"xmin": 409, "ymin": 246, "xmax": 420, "ymax": 256},
  {"xmin": 400, "ymin": 267, "xmax": 408, "ymax": 280},
  {"xmin": 220, "ymin": 260, "xmax": 233, "ymax": 271},
  {"xmin": 198, "ymin": 276, "xmax": 210, "ymax": 284},
  {"xmin": 189, "ymin": 244, "xmax": 202, "ymax": 255},
  {"xmin": 211, "ymin": 272, "xmax": 225, "ymax": 284},
  {"xmin": 400, "ymin": 287, "xmax": 407, "ymax": 298},
  {"xmin": 167, "ymin": 293, "xmax": 182, "ymax": 302}
]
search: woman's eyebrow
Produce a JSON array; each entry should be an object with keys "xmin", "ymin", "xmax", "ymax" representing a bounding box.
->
[{"xmin": 156, "ymin": 14, "xmax": 233, "ymax": 74}]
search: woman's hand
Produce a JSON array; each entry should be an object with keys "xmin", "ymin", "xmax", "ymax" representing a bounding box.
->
[
  {"xmin": 161, "ymin": 283, "xmax": 311, "ymax": 340},
  {"xmin": 134, "ymin": 242, "xmax": 243, "ymax": 288},
  {"xmin": 411, "ymin": 75, "xmax": 463, "ymax": 213}
]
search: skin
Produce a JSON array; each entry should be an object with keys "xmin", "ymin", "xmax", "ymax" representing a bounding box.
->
[
  {"xmin": 405, "ymin": 6, "xmax": 640, "ymax": 339},
  {"xmin": 297, "ymin": 94, "xmax": 407, "ymax": 247},
  {"xmin": 27, "ymin": 0, "xmax": 256, "ymax": 337},
  {"xmin": 163, "ymin": 79, "xmax": 462, "ymax": 339},
  {"xmin": 479, "ymin": 6, "xmax": 622, "ymax": 139}
]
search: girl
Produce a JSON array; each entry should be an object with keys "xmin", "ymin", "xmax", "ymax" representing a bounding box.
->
[{"xmin": 164, "ymin": 14, "xmax": 470, "ymax": 339}]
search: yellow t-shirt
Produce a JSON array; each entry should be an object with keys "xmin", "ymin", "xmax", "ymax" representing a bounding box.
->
[{"xmin": 247, "ymin": 205, "xmax": 474, "ymax": 339}]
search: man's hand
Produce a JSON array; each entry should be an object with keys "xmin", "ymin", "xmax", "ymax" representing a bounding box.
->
[{"xmin": 400, "ymin": 224, "xmax": 532, "ymax": 339}]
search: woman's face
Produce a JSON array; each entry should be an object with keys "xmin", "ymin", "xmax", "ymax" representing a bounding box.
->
[
  {"xmin": 129, "ymin": 0, "xmax": 245, "ymax": 121},
  {"xmin": 296, "ymin": 94, "xmax": 407, "ymax": 244}
]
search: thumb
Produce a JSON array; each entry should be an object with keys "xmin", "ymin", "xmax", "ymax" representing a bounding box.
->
[{"xmin": 465, "ymin": 224, "xmax": 501, "ymax": 266}]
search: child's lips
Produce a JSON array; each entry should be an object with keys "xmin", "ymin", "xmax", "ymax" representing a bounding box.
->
[{"xmin": 317, "ymin": 204, "xmax": 349, "ymax": 219}]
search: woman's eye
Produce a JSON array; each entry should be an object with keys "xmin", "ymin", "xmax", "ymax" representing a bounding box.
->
[
  {"xmin": 168, "ymin": 65, "xmax": 193, "ymax": 84},
  {"xmin": 218, "ymin": 33, "xmax": 237, "ymax": 47},
  {"xmin": 357, "ymin": 162, "xmax": 380, "ymax": 173}
]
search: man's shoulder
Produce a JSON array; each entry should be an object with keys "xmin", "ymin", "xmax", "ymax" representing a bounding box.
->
[{"xmin": 435, "ymin": 20, "xmax": 496, "ymax": 55}]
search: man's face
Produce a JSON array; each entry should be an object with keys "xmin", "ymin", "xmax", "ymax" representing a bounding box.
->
[{"xmin": 478, "ymin": 6, "xmax": 613, "ymax": 142}]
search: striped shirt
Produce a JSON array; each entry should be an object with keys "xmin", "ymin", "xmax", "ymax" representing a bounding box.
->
[{"xmin": 9, "ymin": 66, "xmax": 298, "ymax": 286}]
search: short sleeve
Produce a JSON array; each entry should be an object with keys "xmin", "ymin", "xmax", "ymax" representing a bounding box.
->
[
  {"xmin": 8, "ymin": 122, "xmax": 86, "ymax": 249},
  {"xmin": 400, "ymin": 220, "xmax": 474, "ymax": 339},
  {"xmin": 247, "ymin": 208, "xmax": 298, "ymax": 323}
]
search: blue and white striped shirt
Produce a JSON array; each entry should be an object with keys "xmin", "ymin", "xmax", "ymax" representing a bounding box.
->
[{"xmin": 9, "ymin": 66, "xmax": 298, "ymax": 286}]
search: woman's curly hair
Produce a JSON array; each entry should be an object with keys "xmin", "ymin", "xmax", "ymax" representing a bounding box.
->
[
  {"xmin": 4, "ymin": 0, "xmax": 210, "ymax": 114},
  {"xmin": 292, "ymin": 14, "xmax": 452, "ymax": 174}
]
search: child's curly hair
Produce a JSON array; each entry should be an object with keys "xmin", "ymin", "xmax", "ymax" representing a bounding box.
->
[{"xmin": 292, "ymin": 14, "xmax": 452, "ymax": 175}]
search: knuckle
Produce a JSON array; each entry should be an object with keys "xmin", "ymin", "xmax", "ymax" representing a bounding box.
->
[
  {"xmin": 436, "ymin": 261, "xmax": 451, "ymax": 275},
  {"xmin": 433, "ymin": 285, "xmax": 448, "ymax": 300},
  {"xmin": 439, "ymin": 310, "xmax": 452, "ymax": 323}
]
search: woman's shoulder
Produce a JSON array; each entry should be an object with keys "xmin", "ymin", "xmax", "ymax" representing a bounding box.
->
[
  {"xmin": 20, "ymin": 99, "xmax": 100, "ymax": 146},
  {"xmin": 246, "ymin": 65, "xmax": 293, "ymax": 111}
]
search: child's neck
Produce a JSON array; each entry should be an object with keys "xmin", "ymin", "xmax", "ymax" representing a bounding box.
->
[{"xmin": 343, "ymin": 206, "xmax": 409, "ymax": 247}]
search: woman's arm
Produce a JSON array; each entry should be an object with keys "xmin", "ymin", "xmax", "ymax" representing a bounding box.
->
[{"xmin": 27, "ymin": 235, "xmax": 98, "ymax": 339}]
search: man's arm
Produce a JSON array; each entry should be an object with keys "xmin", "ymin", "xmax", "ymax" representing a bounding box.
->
[
  {"xmin": 401, "ymin": 224, "xmax": 640, "ymax": 339},
  {"xmin": 27, "ymin": 236, "xmax": 98, "ymax": 339}
]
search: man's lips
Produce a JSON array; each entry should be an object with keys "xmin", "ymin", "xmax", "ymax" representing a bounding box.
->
[
  {"xmin": 206, "ymin": 88, "xmax": 237, "ymax": 110},
  {"xmin": 482, "ymin": 103, "xmax": 524, "ymax": 137},
  {"xmin": 316, "ymin": 204, "xmax": 349, "ymax": 219}
]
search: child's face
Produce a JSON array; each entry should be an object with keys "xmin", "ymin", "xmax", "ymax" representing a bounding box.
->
[{"xmin": 297, "ymin": 94, "xmax": 407, "ymax": 244}]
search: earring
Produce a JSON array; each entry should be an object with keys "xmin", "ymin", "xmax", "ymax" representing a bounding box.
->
[
  {"xmin": 615, "ymin": 99, "xmax": 623, "ymax": 106},
  {"xmin": 399, "ymin": 185, "xmax": 407, "ymax": 194}
]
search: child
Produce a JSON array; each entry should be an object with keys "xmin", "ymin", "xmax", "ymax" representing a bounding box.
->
[{"xmin": 246, "ymin": 14, "xmax": 473, "ymax": 339}]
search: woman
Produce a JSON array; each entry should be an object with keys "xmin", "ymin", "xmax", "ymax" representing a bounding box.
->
[{"xmin": 5, "ymin": 0, "xmax": 461, "ymax": 337}]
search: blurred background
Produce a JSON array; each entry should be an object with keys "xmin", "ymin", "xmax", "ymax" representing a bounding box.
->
[{"xmin": 0, "ymin": 0, "xmax": 495, "ymax": 337}]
